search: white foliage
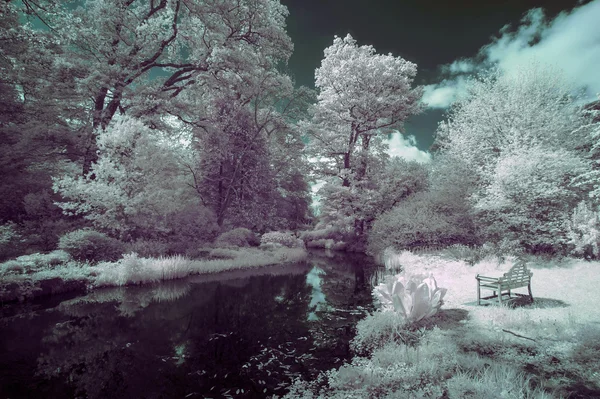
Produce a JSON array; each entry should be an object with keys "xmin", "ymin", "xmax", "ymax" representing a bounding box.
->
[
  {"xmin": 373, "ymin": 273, "xmax": 446, "ymax": 324},
  {"xmin": 566, "ymin": 201, "xmax": 600, "ymax": 257},
  {"xmin": 53, "ymin": 116, "xmax": 196, "ymax": 236}
]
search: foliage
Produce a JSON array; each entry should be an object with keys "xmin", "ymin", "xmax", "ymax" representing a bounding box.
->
[
  {"xmin": 304, "ymin": 34, "xmax": 422, "ymax": 187},
  {"xmin": 434, "ymin": 65, "xmax": 593, "ymax": 254},
  {"xmin": 92, "ymin": 247, "xmax": 308, "ymax": 287},
  {"xmin": 208, "ymin": 248, "xmax": 239, "ymax": 260},
  {"xmin": 316, "ymin": 158, "xmax": 430, "ymax": 252},
  {"xmin": 214, "ymin": 228, "xmax": 260, "ymax": 248},
  {"xmin": 368, "ymin": 191, "xmax": 476, "ymax": 255},
  {"xmin": 53, "ymin": 116, "xmax": 205, "ymax": 241},
  {"xmin": 125, "ymin": 239, "xmax": 171, "ymax": 258},
  {"xmin": 261, "ymin": 232, "xmax": 304, "ymax": 248},
  {"xmin": 303, "ymin": 34, "xmax": 423, "ymax": 246},
  {"xmin": 565, "ymin": 201, "xmax": 600, "ymax": 258},
  {"xmin": 0, "ymin": 250, "xmax": 72, "ymax": 276},
  {"xmin": 367, "ymin": 155, "xmax": 478, "ymax": 256},
  {"xmin": 21, "ymin": 190, "xmax": 74, "ymax": 252},
  {"xmin": 373, "ymin": 273, "xmax": 446, "ymax": 324},
  {"xmin": 58, "ymin": 229, "xmax": 124, "ymax": 263},
  {"xmin": 473, "ymin": 146, "xmax": 587, "ymax": 255},
  {"xmin": 350, "ymin": 311, "xmax": 409, "ymax": 355},
  {"xmin": 0, "ymin": 222, "xmax": 24, "ymax": 261}
]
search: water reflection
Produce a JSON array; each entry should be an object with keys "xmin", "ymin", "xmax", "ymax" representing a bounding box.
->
[
  {"xmin": 0, "ymin": 251, "xmax": 378, "ymax": 398},
  {"xmin": 306, "ymin": 266, "xmax": 326, "ymax": 321}
]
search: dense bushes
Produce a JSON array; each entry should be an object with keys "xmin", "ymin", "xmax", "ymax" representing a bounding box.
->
[
  {"xmin": 214, "ymin": 228, "xmax": 260, "ymax": 248},
  {"xmin": 367, "ymin": 191, "xmax": 477, "ymax": 255},
  {"xmin": 58, "ymin": 229, "xmax": 124, "ymax": 262},
  {"xmin": 260, "ymin": 232, "xmax": 304, "ymax": 248}
]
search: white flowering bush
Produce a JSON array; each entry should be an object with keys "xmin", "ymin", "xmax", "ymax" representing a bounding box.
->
[
  {"xmin": 260, "ymin": 231, "xmax": 303, "ymax": 248},
  {"xmin": 373, "ymin": 273, "xmax": 446, "ymax": 324}
]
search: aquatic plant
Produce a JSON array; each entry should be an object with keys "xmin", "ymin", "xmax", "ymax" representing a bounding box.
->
[{"xmin": 373, "ymin": 273, "xmax": 446, "ymax": 324}]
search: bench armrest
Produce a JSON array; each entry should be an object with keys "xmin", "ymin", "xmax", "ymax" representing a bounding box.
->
[{"xmin": 476, "ymin": 275, "xmax": 500, "ymax": 282}]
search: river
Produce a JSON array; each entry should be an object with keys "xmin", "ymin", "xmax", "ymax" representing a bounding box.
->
[{"xmin": 0, "ymin": 250, "xmax": 379, "ymax": 398}]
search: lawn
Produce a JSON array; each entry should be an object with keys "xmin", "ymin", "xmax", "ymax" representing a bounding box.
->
[{"xmin": 285, "ymin": 251, "xmax": 600, "ymax": 399}]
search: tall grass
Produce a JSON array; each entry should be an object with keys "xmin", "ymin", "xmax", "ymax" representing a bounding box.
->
[{"xmin": 93, "ymin": 247, "xmax": 308, "ymax": 287}]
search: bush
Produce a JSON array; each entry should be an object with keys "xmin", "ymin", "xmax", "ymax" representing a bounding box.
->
[
  {"xmin": 58, "ymin": 229, "xmax": 124, "ymax": 262},
  {"xmin": 0, "ymin": 222, "xmax": 24, "ymax": 261},
  {"xmin": 126, "ymin": 239, "xmax": 170, "ymax": 258},
  {"xmin": 351, "ymin": 311, "xmax": 406, "ymax": 355},
  {"xmin": 260, "ymin": 231, "xmax": 304, "ymax": 248},
  {"xmin": 214, "ymin": 228, "xmax": 259, "ymax": 248},
  {"xmin": 367, "ymin": 191, "xmax": 477, "ymax": 257},
  {"xmin": 208, "ymin": 248, "xmax": 238, "ymax": 259}
]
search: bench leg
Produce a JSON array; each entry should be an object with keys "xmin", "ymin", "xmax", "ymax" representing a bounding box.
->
[
  {"xmin": 477, "ymin": 282, "xmax": 481, "ymax": 305},
  {"xmin": 498, "ymin": 284, "xmax": 502, "ymax": 305},
  {"xmin": 508, "ymin": 289, "xmax": 511, "ymax": 298},
  {"xmin": 528, "ymin": 283, "xmax": 534, "ymax": 302}
]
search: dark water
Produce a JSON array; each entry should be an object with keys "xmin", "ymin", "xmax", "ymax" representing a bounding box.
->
[{"xmin": 0, "ymin": 250, "xmax": 378, "ymax": 399}]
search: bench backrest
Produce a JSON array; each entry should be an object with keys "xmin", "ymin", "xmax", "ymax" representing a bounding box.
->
[{"xmin": 502, "ymin": 261, "xmax": 532, "ymax": 284}]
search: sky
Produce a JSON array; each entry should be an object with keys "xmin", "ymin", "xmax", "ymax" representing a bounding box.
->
[{"xmin": 279, "ymin": 0, "xmax": 600, "ymax": 159}]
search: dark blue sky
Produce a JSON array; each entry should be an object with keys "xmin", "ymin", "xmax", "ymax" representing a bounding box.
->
[{"xmin": 280, "ymin": 0, "xmax": 586, "ymax": 150}]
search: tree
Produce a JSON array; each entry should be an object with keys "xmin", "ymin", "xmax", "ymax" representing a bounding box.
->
[
  {"xmin": 305, "ymin": 34, "xmax": 422, "ymax": 187},
  {"xmin": 434, "ymin": 65, "xmax": 593, "ymax": 253},
  {"xmin": 0, "ymin": 2, "xmax": 87, "ymax": 222},
  {"xmin": 11, "ymin": 0, "xmax": 294, "ymax": 175},
  {"xmin": 367, "ymin": 154, "xmax": 478, "ymax": 255},
  {"xmin": 319, "ymin": 157, "xmax": 429, "ymax": 251},
  {"xmin": 189, "ymin": 78, "xmax": 314, "ymax": 229},
  {"xmin": 53, "ymin": 116, "xmax": 216, "ymax": 243}
]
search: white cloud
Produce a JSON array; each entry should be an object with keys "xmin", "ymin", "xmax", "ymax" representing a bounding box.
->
[
  {"xmin": 387, "ymin": 133, "xmax": 431, "ymax": 163},
  {"xmin": 425, "ymin": 0, "xmax": 600, "ymax": 108},
  {"xmin": 422, "ymin": 76, "xmax": 470, "ymax": 109},
  {"xmin": 443, "ymin": 59, "xmax": 477, "ymax": 74}
]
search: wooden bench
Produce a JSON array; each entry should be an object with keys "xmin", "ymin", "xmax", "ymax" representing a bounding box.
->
[{"xmin": 476, "ymin": 261, "xmax": 533, "ymax": 305}]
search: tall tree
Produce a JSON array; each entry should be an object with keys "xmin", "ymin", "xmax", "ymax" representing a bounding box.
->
[
  {"xmin": 11, "ymin": 0, "xmax": 294, "ymax": 174},
  {"xmin": 304, "ymin": 34, "xmax": 422, "ymax": 187}
]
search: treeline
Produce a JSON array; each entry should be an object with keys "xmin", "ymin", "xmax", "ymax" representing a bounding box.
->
[
  {"xmin": 1, "ymin": 1, "xmax": 599, "ymax": 263},
  {"xmin": 1, "ymin": 0, "xmax": 313, "ymax": 259}
]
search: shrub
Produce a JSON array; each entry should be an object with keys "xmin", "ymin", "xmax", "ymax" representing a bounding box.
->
[
  {"xmin": 351, "ymin": 311, "xmax": 406, "ymax": 354},
  {"xmin": 367, "ymin": 191, "xmax": 477, "ymax": 257},
  {"xmin": 208, "ymin": 248, "xmax": 238, "ymax": 259},
  {"xmin": 126, "ymin": 238, "xmax": 170, "ymax": 258},
  {"xmin": 373, "ymin": 273, "xmax": 446, "ymax": 324},
  {"xmin": 214, "ymin": 227, "xmax": 259, "ymax": 248},
  {"xmin": 260, "ymin": 231, "xmax": 304, "ymax": 248},
  {"xmin": 0, "ymin": 222, "xmax": 24, "ymax": 261},
  {"xmin": 443, "ymin": 244, "xmax": 482, "ymax": 264},
  {"xmin": 58, "ymin": 229, "xmax": 124, "ymax": 262},
  {"xmin": 0, "ymin": 250, "xmax": 72, "ymax": 275}
]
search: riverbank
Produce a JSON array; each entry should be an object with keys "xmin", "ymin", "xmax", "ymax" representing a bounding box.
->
[
  {"xmin": 284, "ymin": 251, "xmax": 600, "ymax": 398},
  {"xmin": 0, "ymin": 246, "xmax": 308, "ymax": 303}
]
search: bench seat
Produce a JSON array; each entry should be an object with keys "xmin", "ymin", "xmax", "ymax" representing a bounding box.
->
[{"xmin": 476, "ymin": 261, "xmax": 533, "ymax": 305}]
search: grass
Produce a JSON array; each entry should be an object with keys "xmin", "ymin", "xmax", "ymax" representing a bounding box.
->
[
  {"xmin": 89, "ymin": 246, "xmax": 309, "ymax": 287},
  {"xmin": 284, "ymin": 250, "xmax": 600, "ymax": 399},
  {"xmin": 0, "ymin": 246, "xmax": 308, "ymax": 300}
]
